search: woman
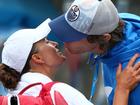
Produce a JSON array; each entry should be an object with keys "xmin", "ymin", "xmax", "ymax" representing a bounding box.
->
[
  {"xmin": 0, "ymin": 18, "xmax": 93, "ymax": 105},
  {"xmin": 0, "ymin": 19, "xmax": 140, "ymax": 105}
]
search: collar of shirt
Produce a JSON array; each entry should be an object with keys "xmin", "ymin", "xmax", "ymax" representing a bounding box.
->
[{"xmin": 20, "ymin": 72, "xmax": 53, "ymax": 84}]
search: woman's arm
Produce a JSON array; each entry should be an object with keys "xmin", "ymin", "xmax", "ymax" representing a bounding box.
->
[{"xmin": 113, "ymin": 54, "xmax": 140, "ymax": 105}]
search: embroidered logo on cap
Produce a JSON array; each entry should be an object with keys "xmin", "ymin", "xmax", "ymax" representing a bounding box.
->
[{"xmin": 67, "ymin": 5, "xmax": 80, "ymax": 22}]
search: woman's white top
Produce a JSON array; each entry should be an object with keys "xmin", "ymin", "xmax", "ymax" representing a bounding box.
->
[{"xmin": 8, "ymin": 72, "xmax": 93, "ymax": 105}]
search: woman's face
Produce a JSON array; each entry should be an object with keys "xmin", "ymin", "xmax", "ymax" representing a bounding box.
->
[{"xmin": 34, "ymin": 38, "xmax": 66, "ymax": 67}]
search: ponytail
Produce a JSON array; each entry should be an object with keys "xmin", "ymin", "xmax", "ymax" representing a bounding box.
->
[{"xmin": 0, "ymin": 64, "xmax": 20, "ymax": 89}]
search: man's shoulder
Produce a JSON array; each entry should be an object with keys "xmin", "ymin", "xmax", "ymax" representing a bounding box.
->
[{"xmin": 119, "ymin": 13, "xmax": 140, "ymax": 21}]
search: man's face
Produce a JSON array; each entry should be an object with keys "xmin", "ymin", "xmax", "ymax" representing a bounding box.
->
[{"xmin": 64, "ymin": 38, "xmax": 105, "ymax": 54}]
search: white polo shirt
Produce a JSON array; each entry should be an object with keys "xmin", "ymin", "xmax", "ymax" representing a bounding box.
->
[{"xmin": 8, "ymin": 72, "xmax": 93, "ymax": 105}]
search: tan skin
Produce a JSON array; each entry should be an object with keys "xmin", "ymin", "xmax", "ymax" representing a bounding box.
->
[
  {"xmin": 114, "ymin": 53, "xmax": 140, "ymax": 105},
  {"xmin": 30, "ymin": 38, "xmax": 66, "ymax": 79},
  {"xmin": 64, "ymin": 34, "xmax": 111, "ymax": 54}
]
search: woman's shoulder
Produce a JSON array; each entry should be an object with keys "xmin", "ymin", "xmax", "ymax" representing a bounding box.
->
[
  {"xmin": 50, "ymin": 82, "xmax": 93, "ymax": 105},
  {"xmin": 51, "ymin": 82, "xmax": 86, "ymax": 98}
]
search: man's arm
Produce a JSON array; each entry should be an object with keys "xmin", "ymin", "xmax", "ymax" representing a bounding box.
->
[{"xmin": 113, "ymin": 54, "xmax": 140, "ymax": 105}]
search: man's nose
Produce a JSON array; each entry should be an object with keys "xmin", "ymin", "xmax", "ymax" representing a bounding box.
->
[{"xmin": 64, "ymin": 43, "xmax": 68, "ymax": 48}]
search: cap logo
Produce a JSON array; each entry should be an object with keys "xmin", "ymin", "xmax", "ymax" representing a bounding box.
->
[{"xmin": 67, "ymin": 5, "xmax": 80, "ymax": 22}]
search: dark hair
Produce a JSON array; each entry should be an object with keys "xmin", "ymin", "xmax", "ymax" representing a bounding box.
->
[
  {"xmin": 21, "ymin": 44, "xmax": 38, "ymax": 75},
  {"xmin": 0, "ymin": 64, "xmax": 20, "ymax": 89},
  {"xmin": 87, "ymin": 20, "xmax": 124, "ymax": 53},
  {"xmin": 0, "ymin": 44, "xmax": 38, "ymax": 89}
]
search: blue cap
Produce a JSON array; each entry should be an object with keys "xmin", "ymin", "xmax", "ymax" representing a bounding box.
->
[{"xmin": 49, "ymin": 15, "xmax": 87, "ymax": 42}]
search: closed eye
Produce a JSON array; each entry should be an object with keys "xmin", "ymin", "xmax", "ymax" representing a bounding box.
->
[{"xmin": 44, "ymin": 38, "xmax": 49, "ymax": 44}]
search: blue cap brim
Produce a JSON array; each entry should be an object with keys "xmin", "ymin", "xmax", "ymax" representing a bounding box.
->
[{"xmin": 49, "ymin": 15, "xmax": 87, "ymax": 42}]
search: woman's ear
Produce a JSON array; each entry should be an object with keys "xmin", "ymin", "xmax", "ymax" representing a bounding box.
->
[
  {"xmin": 31, "ymin": 54, "xmax": 44, "ymax": 64},
  {"xmin": 103, "ymin": 34, "xmax": 111, "ymax": 42}
]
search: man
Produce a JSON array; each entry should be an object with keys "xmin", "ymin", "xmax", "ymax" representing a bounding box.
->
[{"xmin": 48, "ymin": 0, "xmax": 140, "ymax": 105}]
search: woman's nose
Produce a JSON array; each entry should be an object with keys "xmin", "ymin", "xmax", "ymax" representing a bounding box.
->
[{"xmin": 50, "ymin": 41, "xmax": 58, "ymax": 47}]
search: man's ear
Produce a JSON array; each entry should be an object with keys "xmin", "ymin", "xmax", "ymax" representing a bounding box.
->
[
  {"xmin": 31, "ymin": 54, "xmax": 44, "ymax": 64},
  {"xmin": 103, "ymin": 34, "xmax": 111, "ymax": 42}
]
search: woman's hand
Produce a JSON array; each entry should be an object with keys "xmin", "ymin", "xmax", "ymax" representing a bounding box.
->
[
  {"xmin": 116, "ymin": 53, "xmax": 140, "ymax": 92},
  {"xmin": 113, "ymin": 53, "xmax": 140, "ymax": 105}
]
